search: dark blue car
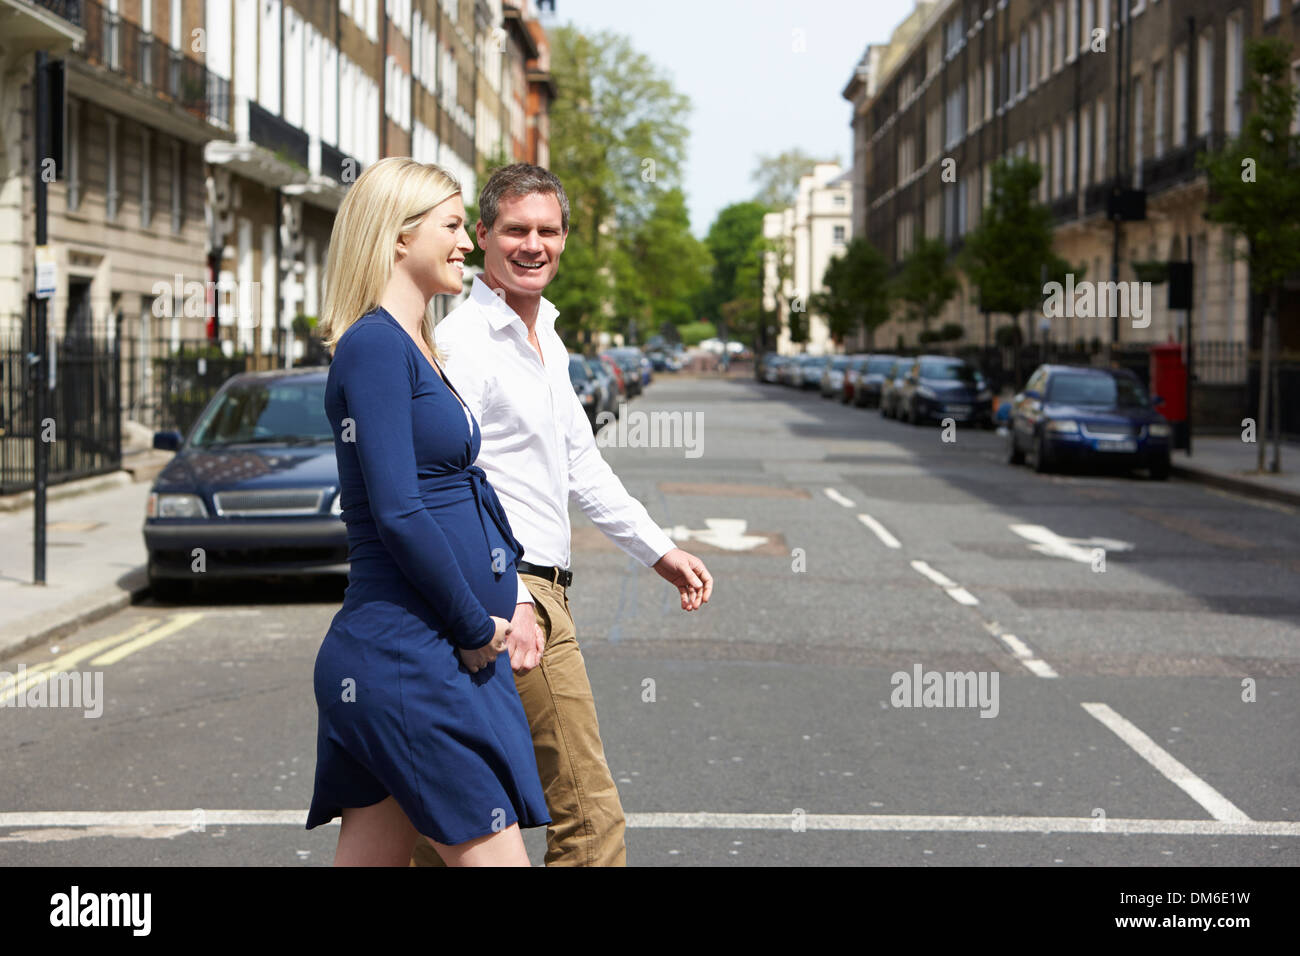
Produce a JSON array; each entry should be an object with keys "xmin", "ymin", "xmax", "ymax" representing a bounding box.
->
[
  {"xmin": 898, "ymin": 355, "xmax": 994, "ymax": 427},
  {"xmin": 143, "ymin": 367, "xmax": 348, "ymax": 598},
  {"xmin": 1007, "ymin": 364, "xmax": 1172, "ymax": 479}
]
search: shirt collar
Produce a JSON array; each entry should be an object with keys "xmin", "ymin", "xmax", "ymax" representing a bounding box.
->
[{"xmin": 470, "ymin": 273, "xmax": 559, "ymax": 336}]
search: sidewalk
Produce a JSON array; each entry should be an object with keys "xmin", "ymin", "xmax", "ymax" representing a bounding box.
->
[
  {"xmin": 1171, "ymin": 435, "xmax": 1300, "ymax": 507},
  {"xmin": 0, "ymin": 450, "xmax": 172, "ymax": 658}
]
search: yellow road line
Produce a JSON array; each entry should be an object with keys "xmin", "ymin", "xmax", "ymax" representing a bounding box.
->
[
  {"xmin": 90, "ymin": 612, "xmax": 205, "ymax": 666},
  {"xmin": 0, "ymin": 618, "xmax": 160, "ymax": 705}
]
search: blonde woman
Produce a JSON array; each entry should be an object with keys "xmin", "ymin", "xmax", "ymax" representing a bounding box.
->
[{"xmin": 305, "ymin": 157, "xmax": 548, "ymax": 866}]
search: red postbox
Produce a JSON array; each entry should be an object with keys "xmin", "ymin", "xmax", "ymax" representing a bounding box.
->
[{"xmin": 1148, "ymin": 343, "xmax": 1187, "ymax": 423}]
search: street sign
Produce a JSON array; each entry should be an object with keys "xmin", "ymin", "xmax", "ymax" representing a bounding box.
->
[{"xmin": 34, "ymin": 245, "xmax": 56, "ymax": 299}]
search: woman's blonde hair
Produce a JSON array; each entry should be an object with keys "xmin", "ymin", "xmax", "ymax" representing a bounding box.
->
[{"xmin": 319, "ymin": 157, "xmax": 462, "ymax": 358}]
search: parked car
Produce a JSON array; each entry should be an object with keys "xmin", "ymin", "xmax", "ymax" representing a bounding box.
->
[
  {"xmin": 584, "ymin": 357, "xmax": 619, "ymax": 422},
  {"xmin": 819, "ymin": 355, "xmax": 857, "ymax": 398},
  {"xmin": 601, "ymin": 350, "xmax": 642, "ymax": 398},
  {"xmin": 799, "ymin": 355, "xmax": 828, "ymax": 390},
  {"xmin": 761, "ymin": 354, "xmax": 788, "ymax": 384},
  {"xmin": 143, "ymin": 368, "xmax": 348, "ymax": 599},
  {"xmin": 569, "ymin": 354, "xmax": 603, "ymax": 430},
  {"xmin": 1007, "ymin": 364, "xmax": 1172, "ymax": 478},
  {"xmin": 897, "ymin": 355, "xmax": 994, "ymax": 427},
  {"xmin": 648, "ymin": 349, "xmax": 681, "ymax": 372},
  {"xmin": 598, "ymin": 353, "xmax": 628, "ymax": 401},
  {"xmin": 853, "ymin": 354, "xmax": 902, "ymax": 408},
  {"xmin": 842, "ymin": 356, "xmax": 869, "ymax": 403},
  {"xmin": 879, "ymin": 360, "xmax": 909, "ymax": 419}
]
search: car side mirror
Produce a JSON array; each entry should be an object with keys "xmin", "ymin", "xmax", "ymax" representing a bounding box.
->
[{"xmin": 153, "ymin": 430, "xmax": 183, "ymax": 451}]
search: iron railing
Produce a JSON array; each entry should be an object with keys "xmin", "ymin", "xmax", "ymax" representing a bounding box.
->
[
  {"xmin": 248, "ymin": 100, "xmax": 309, "ymax": 170},
  {"xmin": 80, "ymin": 0, "xmax": 229, "ymax": 128},
  {"xmin": 32, "ymin": 0, "xmax": 82, "ymax": 26}
]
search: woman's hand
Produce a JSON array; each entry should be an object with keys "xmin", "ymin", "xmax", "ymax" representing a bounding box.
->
[{"xmin": 458, "ymin": 616, "xmax": 512, "ymax": 673}]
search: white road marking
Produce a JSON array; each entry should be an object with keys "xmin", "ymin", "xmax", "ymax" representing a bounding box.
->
[
  {"xmin": 909, "ymin": 560, "xmax": 980, "ymax": 605},
  {"xmin": 856, "ymin": 513, "xmax": 901, "ymax": 549},
  {"xmin": 1082, "ymin": 703, "xmax": 1253, "ymax": 823},
  {"xmin": 0, "ymin": 810, "xmax": 1295, "ymax": 837},
  {"xmin": 982, "ymin": 623, "xmax": 1060, "ymax": 678},
  {"xmin": 823, "ymin": 488, "xmax": 856, "ymax": 508},
  {"xmin": 662, "ymin": 519, "xmax": 768, "ymax": 551},
  {"xmin": 1010, "ymin": 523, "xmax": 1134, "ymax": 564}
]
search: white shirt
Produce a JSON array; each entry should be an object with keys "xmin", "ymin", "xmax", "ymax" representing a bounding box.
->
[{"xmin": 436, "ymin": 276, "xmax": 676, "ymax": 605}]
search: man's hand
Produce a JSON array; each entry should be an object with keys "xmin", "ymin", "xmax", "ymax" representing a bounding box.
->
[
  {"xmin": 652, "ymin": 548, "xmax": 714, "ymax": 611},
  {"xmin": 506, "ymin": 601, "xmax": 546, "ymax": 674}
]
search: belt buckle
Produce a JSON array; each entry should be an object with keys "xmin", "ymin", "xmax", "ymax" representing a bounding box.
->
[{"xmin": 557, "ymin": 567, "xmax": 572, "ymax": 588}]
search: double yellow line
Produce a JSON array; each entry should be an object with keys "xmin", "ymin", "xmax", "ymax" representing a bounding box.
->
[{"xmin": 0, "ymin": 612, "xmax": 204, "ymax": 706}]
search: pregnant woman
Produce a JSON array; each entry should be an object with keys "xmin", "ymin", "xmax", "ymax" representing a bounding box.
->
[{"xmin": 306, "ymin": 157, "xmax": 548, "ymax": 866}]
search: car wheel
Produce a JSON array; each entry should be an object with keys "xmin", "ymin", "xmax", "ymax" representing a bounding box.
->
[
  {"xmin": 1007, "ymin": 429, "xmax": 1025, "ymax": 465},
  {"xmin": 1148, "ymin": 457, "xmax": 1170, "ymax": 481},
  {"xmin": 1032, "ymin": 431, "xmax": 1054, "ymax": 473}
]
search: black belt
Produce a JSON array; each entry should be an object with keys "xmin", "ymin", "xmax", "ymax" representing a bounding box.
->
[{"xmin": 516, "ymin": 560, "xmax": 572, "ymax": 588}]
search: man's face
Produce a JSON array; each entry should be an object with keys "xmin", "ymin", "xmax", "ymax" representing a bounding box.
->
[{"xmin": 477, "ymin": 191, "xmax": 566, "ymax": 298}]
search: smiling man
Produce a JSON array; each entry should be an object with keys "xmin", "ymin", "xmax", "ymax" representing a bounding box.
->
[{"xmin": 411, "ymin": 163, "xmax": 714, "ymax": 867}]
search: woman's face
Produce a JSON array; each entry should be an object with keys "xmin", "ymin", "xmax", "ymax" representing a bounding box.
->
[{"xmin": 397, "ymin": 194, "xmax": 474, "ymax": 297}]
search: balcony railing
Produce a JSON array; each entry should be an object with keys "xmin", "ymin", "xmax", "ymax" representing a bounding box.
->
[
  {"xmin": 1047, "ymin": 193, "xmax": 1077, "ymax": 222},
  {"xmin": 248, "ymin": 100, "xmax": 309, "ymax": 169},
  {"xmin": 320, "ymin": 140, "xmax": 357, "ymax": 185},
  {"xmin": 33, "ymin": 0, "xmax": 82, "ymax": 26},
  {"xmin": 1141, "ymin": 133, "xmax": 1223, "ymax": 196},
  {"xmin": 80, "ymin": 0, "xmax": 229, "ymax": 128}
]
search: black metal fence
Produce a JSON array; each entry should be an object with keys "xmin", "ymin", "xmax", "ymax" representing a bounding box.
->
[
  {"xmin": 0, "ymin": 314, "xmax": 121, "ymax": 495},
  {"xmin": 121, "ymin": 330, "xmax": 330, "ymax": 436}
]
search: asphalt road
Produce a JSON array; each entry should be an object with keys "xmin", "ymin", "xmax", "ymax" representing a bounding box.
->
[{"xmin": 2, "ymin": 374, "xmax": 1297, "ymax": 866}]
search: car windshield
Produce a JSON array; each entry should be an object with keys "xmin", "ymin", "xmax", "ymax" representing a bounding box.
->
[
  {"xmin": 831, "ymin": 357, "xmax": 853, "ymax": 370},
  {"xmin": 189, "ymin": 380, "xmax": 332, "ymax": 448},
  {"xmin": 569, "ymin": 356, "xmax": 590, "ymax": 383},
  {"xmin": 921, "ymin": 361, "xmax": 982, "ymax": 384},
  {"xmin": 1047, "ymin": 372, "xmax": 1149, "ymax": 406},
  {"xmin": 867, "ymin": 357, "xmax": 897, "ymax": 375}
]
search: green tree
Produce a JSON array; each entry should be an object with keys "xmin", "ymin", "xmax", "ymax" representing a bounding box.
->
[
  {"xmin": 546, "ymin": 26, "xmax": 691, "ymax": 343},
  {"xmin": 1199, "ymin": 37, "xmax": 1300, "ymax": 473},
  {"xmin": 959, "ymin": 157, "xmax": 1075, "ymax": 346},
  {"xmin": 750, "ymin": 149, "xmax": 835, "ymax": 208},
  {"xmin": 892, "ymin": 237, "xmax": 959, "ymax": 338},
  {"xmin": 617, "ymin": 187, "xmax": 713, "ymax": 340},
  {"xmin": 812, "ymin": 238, "xmax": 893, "ymax": 347},
  {"xmin": 700, "ymin": 201, "xmax": 768, "ymax": 330}
]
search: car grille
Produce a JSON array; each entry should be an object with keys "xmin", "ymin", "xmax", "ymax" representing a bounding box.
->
[
  {"xmin": 212, "ymin": 488, "xmax": 328, "ymax": 517},
  {"xmin": 1080, "ymin": 423, "xmax": 1142, "ymax": 439}
]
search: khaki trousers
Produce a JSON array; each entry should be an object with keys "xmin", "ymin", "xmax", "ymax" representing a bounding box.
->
[{"xmin": 410, "ymin": 572, "xmax": 627, "ymax": 866}]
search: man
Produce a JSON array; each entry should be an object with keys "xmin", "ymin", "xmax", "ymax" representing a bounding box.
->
[{"xmin": 411, "ymin": 163, "xmax": 714, "ymax": 867}]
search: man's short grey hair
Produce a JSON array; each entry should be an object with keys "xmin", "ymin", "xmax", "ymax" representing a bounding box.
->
[{"xmin": 478, "ymin": 163, "xmax": 570, "ymax": 234}]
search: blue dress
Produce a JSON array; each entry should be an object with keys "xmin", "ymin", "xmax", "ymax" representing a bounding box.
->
[{"xmin": 306, "ymin": 306, "xmax": 549, "ymax": 845}]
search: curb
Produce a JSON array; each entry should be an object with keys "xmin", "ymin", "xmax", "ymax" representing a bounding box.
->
[
  {"xmin": 0, "ymin": 567, "xmax": 151, "ymax": 659},
  {"xmin": 1171, "ymin": 463, "xmax": 1300, "ymax": 508},
  {"xmin": 0, "ymin": 471, "xmax": 133, "ymax": 513}
]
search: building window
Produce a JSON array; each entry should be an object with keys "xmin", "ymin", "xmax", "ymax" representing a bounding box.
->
[
  {"xmin": 1038, "ymin": 131, "xmax": 1049, "ymax": 201},
  {"xmin": 65, "ymin": 98, "xmax": 80, "ymax": 211},
  {"xmin": 1132, "ymin": 76, "xmax": 1144, "ymax": 187},
  {"xmin": 984, "ymin": 60, "xmax": 993, "ymax": 120},
  {"xmin": 927, "ymin": 105, "xmax": 941, "ymax": 162},
  {"xmin": 1009, "ymin": 39, "xmax": 1019, "ymax": 104},
  {"xmin": 833, "ymin": 224, "xmax": 846, "ymax": 244},
  {"xmin": 1040, "ymin": 9, "xmax": 1051, "ymax": 82},
  {"xmin": 106, "ymin": 114, "xmax": 119, "ymax": 220},
  {"xmin": 1065, "ymin": 113, "xmax": 1075, "ymax": 193},
  {"xmin": 1067, "ymin": 0, "xmax": 1078, "ymax": 63},
  {"xmin": 1083, "ymin": 0, "xmax": 1094, "ymax": 53},
  {"xmin": 171, "ymin": 139, "xmax": 183, "ymax": 233},
  {"xmin": 945, "ymin": 11, "xmax": 964, "ymax": 57},
  {"xmin": 1029, "ymin": 22, "xmax": 1038, "ymax": 89},
  {"xmin": 1264, "ymin": 0, "xmax": 1280, "ymax": 21},
  {"xmin": 833, "ymin": 193, "xmax": 847, "ymax": 208},
  {"xmin": 1197, "ymin": 29, "xmax": 1214, "ymax": 137},
  {"xmin": 1054, "ymin": 1, "xmax": 1064, "ymax": 72},
  {"xmin": 945, "ymin": 84, "xmax": 965, "ymax": 149},
  {"xmin": 1225, "ymin": 13, "xmax": 1243, "ymax": 137},
  {"xmin": 1081, "ymin": 104, "xmax": 1092, "ymax": 186},
  {"xmin": 140, "ymin": 128, "xmax": 152, "ymax": 227},
  {"xmin": 1153, "ymin": 60, "xmax": 1166, "ymax": 156},
  {"xmin": 1173, "ymin": 46, "xmax": 1188, "ymax": 147},
  {"xmin": 1019, "ymin": 29, "xmax": 1028, "ymax": 97},
  {"xmin": 1096, "ymin": 98, "xmax": 1108, "ymax": 181},
  {"xmin": 1052, "ymin": 123, "xmax": 1062, "ymax": 197}
]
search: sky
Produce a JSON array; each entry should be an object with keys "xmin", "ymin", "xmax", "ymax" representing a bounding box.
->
[{"xmin": 547, "ymin": 0, "xmax": 918, "ymax": 236}]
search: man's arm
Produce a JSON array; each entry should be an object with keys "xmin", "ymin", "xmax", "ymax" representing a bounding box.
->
[
  {"xmin": 437, "ymin": 317, "xmax": 534, "ymax": 608},
  {"xmin": 564, "ymin": 381, "xmax": 713, "ymax": 609}
]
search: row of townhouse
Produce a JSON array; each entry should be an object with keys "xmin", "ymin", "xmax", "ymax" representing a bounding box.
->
[
  {"xmin": 822, "ymin": 0, "xmax": 1300, "ymax": 365},
  {"xmin": 0, "ymin": 0, "xmax": 553, "ymax": 424}
]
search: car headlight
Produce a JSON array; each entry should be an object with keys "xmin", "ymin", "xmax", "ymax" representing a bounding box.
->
[
  {"xmin": 1045, "ymin": 419, "xmax": 1079, "ymax": 434},
  {"xmin": 148, "ymin": 492, "xmax": 209, "ymax": 519},
  {"xmin": 916, "ymin": 386, "xmax": 937, "ymax": 400},
  {"xmin": 1147, "ymin": 423, "xmax": 1171, "ymax": 437},
  {"xmin": 331, "ymin": 491, "xmax": 343, "ymax": 516}
]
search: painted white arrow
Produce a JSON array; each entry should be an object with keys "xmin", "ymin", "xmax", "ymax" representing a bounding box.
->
[
  {"xmin": 662, "ymin": 518, "xmax": 768, "ymax": 551},
  {"xmin": 1010, "ymin": 523, "xmax": 1135, "ymax": 564}
]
